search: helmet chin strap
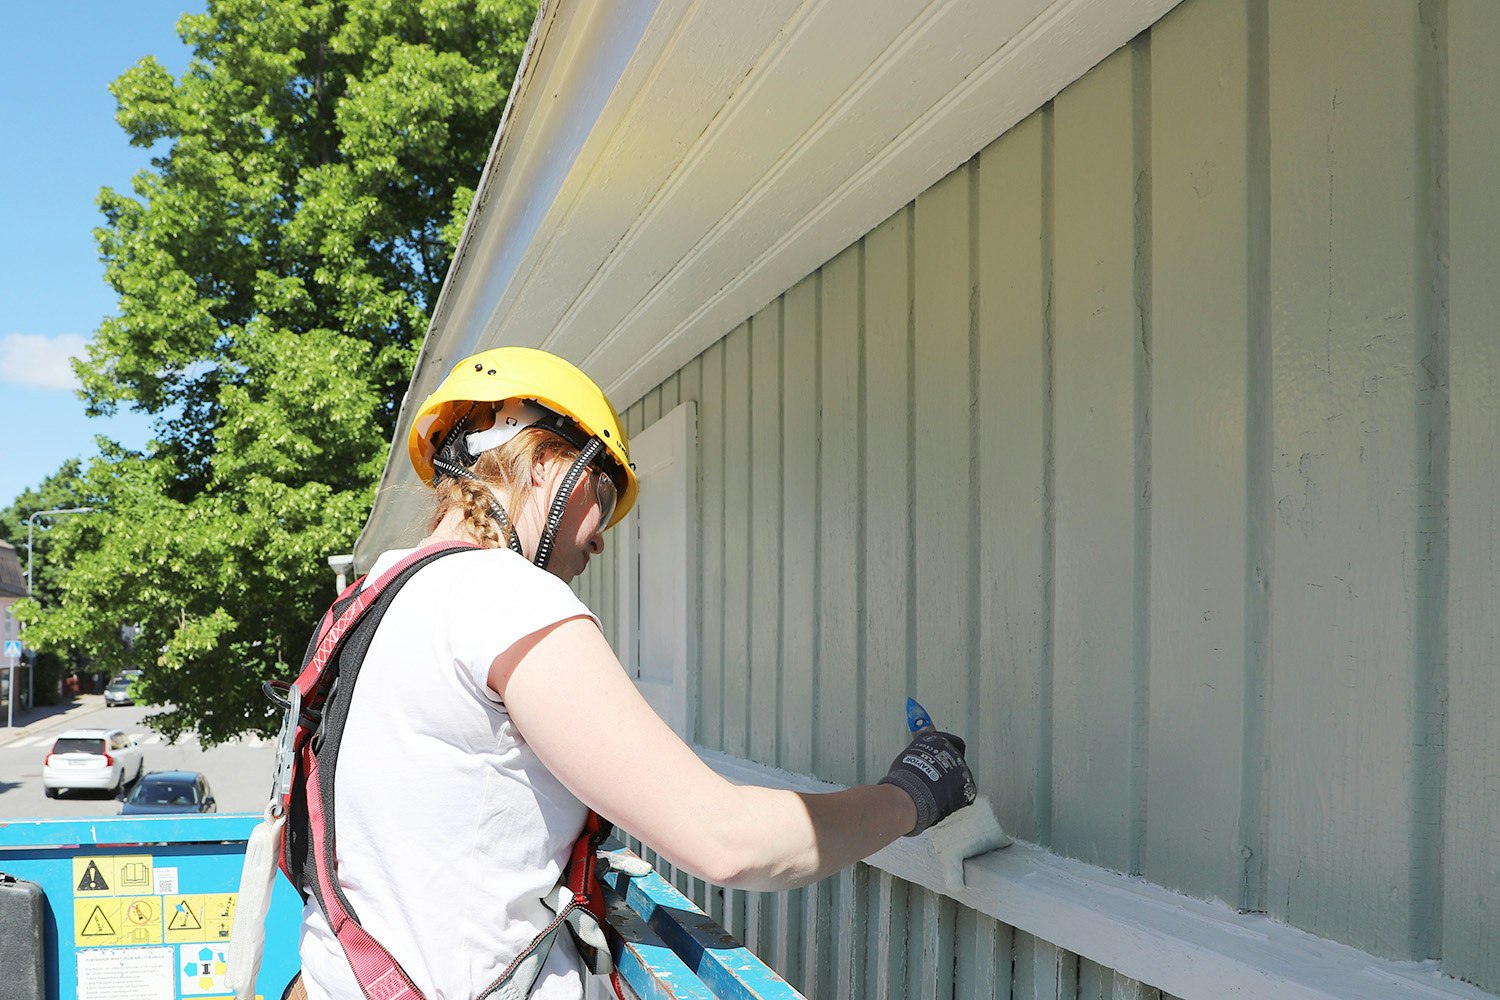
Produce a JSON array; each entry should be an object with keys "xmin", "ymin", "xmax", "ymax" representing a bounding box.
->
[
  {"xmin": 434, "ymin": 438, "xmax": 603, "ymax": 571},
  {"xmin": 532, "ymin": 439, "xmax": 604, "ymax": 572},
  {"xmin": 431, "ymin": 456, "xmax": 526, "ymax": 557}
]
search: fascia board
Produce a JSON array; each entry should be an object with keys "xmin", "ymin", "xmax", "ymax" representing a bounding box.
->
[{"xmin": 357, "ymin": 0, "xmax": 676, "ymax": 568}]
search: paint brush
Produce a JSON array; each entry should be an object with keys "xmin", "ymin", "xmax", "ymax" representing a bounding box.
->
[{"xmin": 905, "ymin": 697, "xmax": 1012, "ymax": 893}]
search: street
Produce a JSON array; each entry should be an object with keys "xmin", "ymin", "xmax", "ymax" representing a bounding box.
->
[{"xmin": 0, "ymin": 701, "xmax": 276, "ymax": 819}]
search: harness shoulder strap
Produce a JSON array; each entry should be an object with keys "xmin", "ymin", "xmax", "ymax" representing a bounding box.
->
[
  {"xmin": 284, "ymin": 542, "xmax": 618, "ymax": 1000},
  {"xmin": 287, "ymin": 542, "xmax": 475, "ymax": 1000}
]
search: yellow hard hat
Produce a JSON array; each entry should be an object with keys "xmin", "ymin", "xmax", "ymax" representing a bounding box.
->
[{"xmin": 408, "ymin": 347, "xmax": 636, "ymax": 529}]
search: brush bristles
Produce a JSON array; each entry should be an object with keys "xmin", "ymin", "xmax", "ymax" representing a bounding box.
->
[{"xmin": 927, "ymin": 796, "xmax": 1011, "ymax": 892}]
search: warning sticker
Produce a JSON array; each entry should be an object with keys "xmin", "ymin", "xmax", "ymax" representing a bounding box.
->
[
  {"xmin": 76, "ymin": 945, "xmax": 174, "ymax": 1000},
  {"xmin": 162, "ymin": 892, "xmax": 238, "ymax": 944},
  {"xmin": 72, "ymin": 854, "xmax": 154, "ymax": 895},
  {"xmin": 179, "ymin": 943, "xmax": 230, "ymax": 995},
  {"xmin": 75, "ymin": 899, "xmax": 121, "ymax": 945},
  {"xmin": 164, "ymin": 895, "xmax": 204, "ymax": 943},
  {"xmin": 119, "ymin": 859, "xmax": 153, "ymax": 891},
  {"xmin": 121, "ymin": 897, "xmax": 163, "ymax": 945},
  {"xmin": 202, "ymin": 893, "xmax": 237, "ymax": 942},
  {"xmin": 74, "ymin": 896, "xmax": 160, "ymax": 948}
]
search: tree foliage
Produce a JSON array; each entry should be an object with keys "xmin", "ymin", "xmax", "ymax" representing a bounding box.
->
[
  {"xmin": 1, "ymin": 460, "xmax": 95, "ymax": 608},
  {"xmin": 17, "ymin": 0, "xmax": 536, "ymax": 742}
]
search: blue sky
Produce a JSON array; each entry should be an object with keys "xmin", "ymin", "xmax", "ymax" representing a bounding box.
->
[{"xmin": 0, "ymin": 4, "xmax": 202, "ymax": 512}]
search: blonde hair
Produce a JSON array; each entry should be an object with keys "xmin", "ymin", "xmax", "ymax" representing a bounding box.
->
[{"xmin": 428, "ymin": 427, "xmax": 583, "ymax": 550}]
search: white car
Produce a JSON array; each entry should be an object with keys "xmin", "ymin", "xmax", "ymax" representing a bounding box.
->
[{"xmin": 42, "ymin": 728, "xmax": 144, "ymax": 798}]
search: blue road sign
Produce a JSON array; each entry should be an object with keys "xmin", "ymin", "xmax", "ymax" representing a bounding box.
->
[{"xmin": 3, "ymin": 640, "xmax": 21, "ymax": 658}]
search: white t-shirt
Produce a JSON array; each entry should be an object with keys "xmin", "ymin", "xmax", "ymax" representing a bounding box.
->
[{"xmin": 298, "ymin": 546, "xmax": 598, "ymax": 1000}]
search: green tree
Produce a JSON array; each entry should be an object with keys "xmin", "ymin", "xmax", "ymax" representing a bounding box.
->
[
  {"xmin": 18, "ymin": 0, "xmax": 535, "ymax": 742},
  {"xmin": 1, "ymin": 461, "xmax": 102, "ymax": 698},
  {"xmin": 0, "ymin": 459, "xmax": 95, "ymax": 607}
]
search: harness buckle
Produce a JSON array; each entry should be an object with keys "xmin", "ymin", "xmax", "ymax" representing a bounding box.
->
[{"xmin": 269, "ymin": 683, "xmax": 301, "ymax": 812}]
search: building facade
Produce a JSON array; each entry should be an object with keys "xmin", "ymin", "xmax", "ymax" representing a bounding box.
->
[{"xmin": 358, "ymin": 1, "xmax": 1500, "ymax": 997}]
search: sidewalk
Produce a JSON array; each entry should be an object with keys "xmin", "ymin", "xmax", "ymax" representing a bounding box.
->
[{"xmin": 0, "ymin": 694, "xmax": 108, "ymax": 748}]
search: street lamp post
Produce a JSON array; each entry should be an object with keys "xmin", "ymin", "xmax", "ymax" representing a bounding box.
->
[
  {"xmin": 328, "ymin": 554, "xmax": 355, "ymax": 594},
  {"xmin": 18, "ymin": 507, "xmax": 96, "ymax": 725}
]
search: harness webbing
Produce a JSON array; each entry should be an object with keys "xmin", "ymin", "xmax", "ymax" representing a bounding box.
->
[{"xmin": 278, "ymin": 542, "xmax": 616, "ymax": 999}]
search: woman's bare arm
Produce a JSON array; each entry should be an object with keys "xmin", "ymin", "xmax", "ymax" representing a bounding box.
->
[{"xmin": 491, "ymin": 616, "xmax": 916, "ymax": 891}]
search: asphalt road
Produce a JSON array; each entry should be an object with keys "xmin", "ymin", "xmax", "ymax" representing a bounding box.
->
[{"xmin": 0, "ymin": 700, "xmax": 277, "ymax": 820}]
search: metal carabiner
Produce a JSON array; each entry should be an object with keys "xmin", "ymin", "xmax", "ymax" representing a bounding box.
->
[{"xmin": 268, "ymin": 683, "xmax": 301, "ymax": 815}]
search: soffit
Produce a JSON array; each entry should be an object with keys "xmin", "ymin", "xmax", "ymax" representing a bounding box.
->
[{"xmin": 358, "ymin": 0, "xmax": 1183, "ymax": 566}]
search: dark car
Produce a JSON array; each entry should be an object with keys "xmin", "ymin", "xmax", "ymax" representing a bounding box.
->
[
  {"xmin": 118, "ymin": 771, "xmax": 216, "ymax": 815},
  {"xmin": 103, "ymin": 676, "xmax": 133, "ymax": 707},
  {"xmin": 104, "ymin": 669, "xmax": 145, "ymax": 707}
]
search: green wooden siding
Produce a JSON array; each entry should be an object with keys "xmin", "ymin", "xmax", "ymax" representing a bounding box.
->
[
  {"xmin": 623, "ymin": 835, "xmax": 1179, "ymax": 1000},
  {"xmin": 579, "ymin": 0, "xmax": 1498, "ymax": 991},
  {"xmin": 1445, "ymin": 0, "xmax": 1500, "ymax": 985}
]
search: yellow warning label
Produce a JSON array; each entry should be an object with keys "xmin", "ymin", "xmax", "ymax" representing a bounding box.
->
[
  {"xmin": 118, "ymin": 859, "xmax": 153, "ymax": 891},
  {"xmin": 202, "ymin": 893, "xmax": 237, "ymax": 942},
  {"xmin": 81, "ymin": 902, "xmax": 115, "ymax": 936},
  {"xmin": 72, "ymin": 854, "xmax": 153, "ymax": 895},
  {"xmin": 164, "ymin": 894, "xmax": 204, "ymax": 944},
  {"xmin": 162, "ymin": 892, "xmax": 238, "ymax": 944},
  {"xmin": 120, "ymin": 896, "xmax": 163, "ymax": 945},
  {"xmin": 74, "ymin": 898, "xmax": 121, "ymax": 947}
]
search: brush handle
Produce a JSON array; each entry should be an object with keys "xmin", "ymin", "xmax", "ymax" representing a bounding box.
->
[{"xmin": 905, "ymin": 696, "xmax": 935, "ymax": 735}]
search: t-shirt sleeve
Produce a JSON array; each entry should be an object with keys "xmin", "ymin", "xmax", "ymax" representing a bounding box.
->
[{"xmin": 443, "ymin": 550, "xmax": 601, "ymax": 699}]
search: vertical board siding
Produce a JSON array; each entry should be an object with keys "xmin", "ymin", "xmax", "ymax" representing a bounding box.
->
[
  {"xmin": 1442, "ymin": 0, "xmax": 1500, "ymax": 987},
  {"xmin": 1267, "ymin": 0, "xmax": 1433, "ymax": 959},
  {"xmin": 827, "ymin": 864, "xmax": 864, "ymax": 998},
  {"xmin": 607, "ymin": 0, "xmax": 1493, "ymax": 990},
  {"xmin": 721, "ymin": 323, "xmax": 752, "ymax": 758},
  {"xmin": 868, "ymin": 869, "xmax": 909, "ymax": 1000},
  {"xmin": 698, "ymin": 340, "xmax": 727, "ymax": 750},
  {"xmin": 818, "ymin": 248, "xmax": 863, "ymax": 784},
  {"xmin": 1143, "ymin": 0, "xmax": 1255, "ymax": 904},
  {"xmin": 1049, "ymin": 47, "xmax": 1144, "ymax": 872},
  {"xmin": 1015, "ymin": 933, "xmax": 1079, "ymax": 1000},
  {"xmin": 975, "ymin": 111, "xmax": 1050, "ymax": 846},
  {"xmin": 749, "ymin": 303, "xmax": 783, "ymax": 765},
  {"xmin": 913, "ymin": 168, "xmax": 978, "ymax": 756},
  {"xmin": 781, "ymin": 279, "xmax": 819, "ymax": 774},
  {"xmin": 861, "ymin": 209, "xmax": 915, "ymax": 783}
]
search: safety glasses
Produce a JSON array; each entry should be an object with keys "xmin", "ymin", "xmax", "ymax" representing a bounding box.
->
[{"xmin": 589, "ymin": 464, "xmax": 618, "ymax": 527}]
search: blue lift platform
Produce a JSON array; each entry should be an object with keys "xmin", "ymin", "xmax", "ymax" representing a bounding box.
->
[{"xmin": 0, "ymin": 814, "xmax": 804, "ymax": 1000}]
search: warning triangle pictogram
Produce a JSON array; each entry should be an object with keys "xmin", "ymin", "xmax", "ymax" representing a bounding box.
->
[
  {"xmin": 77, "ymin": 860, "xmax": 109, "ymax": 892},
  {"xmin": 81, "ymin": 906, "xmax": 115, "ymax": 937},
  {"xmin": 169, "ymin": 900, "xmax": 202, "ymax": 931}
]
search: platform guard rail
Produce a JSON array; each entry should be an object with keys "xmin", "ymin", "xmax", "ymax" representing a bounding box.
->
[{"xmin": 0, "ymin": 814, "xmax": 804, "ymax": 1000}]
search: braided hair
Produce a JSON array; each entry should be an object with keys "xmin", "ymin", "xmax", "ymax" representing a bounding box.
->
[{"xmin": 428, "ymin": 427, "xmax": 583, "ymax": 552}]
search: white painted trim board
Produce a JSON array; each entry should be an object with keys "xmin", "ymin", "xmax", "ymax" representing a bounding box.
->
[{"xmin": 695, "ymin": 748, "xmax": 1496, "ymax": 1000}]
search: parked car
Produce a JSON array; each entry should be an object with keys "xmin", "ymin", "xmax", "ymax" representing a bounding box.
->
[
  {"xmin": 119, "ymin": 771, "xmax": 216, "ymax": 815},
  {"xmin": 41, "ymin": 728, "xmax": 144, "ymax": 798},
  {"xmin": 104, "ymin": 675, "xmax": 135, "ymax": 707}
]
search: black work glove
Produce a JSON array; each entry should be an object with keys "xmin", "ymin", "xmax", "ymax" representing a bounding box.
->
[{"xmin": 878, "ymin": 731, "xmax": 977, "ymax": 837}]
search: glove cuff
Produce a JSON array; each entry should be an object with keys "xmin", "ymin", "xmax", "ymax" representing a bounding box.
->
[{"xmin": 879, "ymin": 772, "xmax": 936, "ymax": 837}]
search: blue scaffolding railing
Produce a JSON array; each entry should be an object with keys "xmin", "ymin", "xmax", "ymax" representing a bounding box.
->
[{"xmin": 0, "ymin": 814, "xmax": 804, "ymax": 1000}]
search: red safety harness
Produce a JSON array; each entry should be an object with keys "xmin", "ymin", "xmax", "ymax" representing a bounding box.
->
[{"xmin": 269, "ymin": 542, "xmax": 621, "ymax": 999}]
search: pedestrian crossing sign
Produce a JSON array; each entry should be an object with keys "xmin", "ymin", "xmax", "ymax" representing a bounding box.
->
[{"xmin": 3, "ymin": 640, "xmax": 20, "ymax": 658}]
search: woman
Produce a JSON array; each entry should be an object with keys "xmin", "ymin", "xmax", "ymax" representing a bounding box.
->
[{"xmin": 296, "ymin": 347, "xmax": 976, "ymax": 999}]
